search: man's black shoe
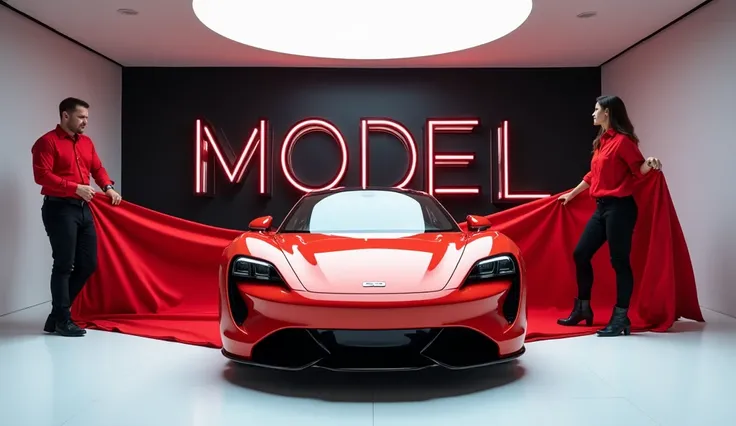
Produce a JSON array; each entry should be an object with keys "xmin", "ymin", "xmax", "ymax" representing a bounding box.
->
[
  {"xmin": 55, "ymin": 319, "xmax": 86, "ymax": 337},
  {"xmin": 43, "ymin": 314, "xmax": 56, "ymax": 333}
]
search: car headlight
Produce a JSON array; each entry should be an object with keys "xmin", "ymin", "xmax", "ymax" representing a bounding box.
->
[
  {"xmin": 231, "ymin": 256, "xmax": 283, "ymax": 283},
  {"xmin": 466, "ymin": 255, "xmax": 516, "ymax": 283}
]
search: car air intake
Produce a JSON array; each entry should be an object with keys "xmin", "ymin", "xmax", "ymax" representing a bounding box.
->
[{"xmin": 420, "ymin": 327, "xmax": 501, "ymax": 369}]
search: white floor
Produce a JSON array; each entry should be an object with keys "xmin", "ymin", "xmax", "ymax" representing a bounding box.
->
[{"xmin": 1, "ymin": 303, "xmax": 734, "ymax": 426}]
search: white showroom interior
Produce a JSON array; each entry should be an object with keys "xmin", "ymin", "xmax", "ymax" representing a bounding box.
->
[{"xmin": 1, "ymin": 0, "xmax": 734, "ymax": 425}]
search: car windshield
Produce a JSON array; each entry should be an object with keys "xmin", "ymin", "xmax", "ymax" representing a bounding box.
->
[{"xmin": 278, "ymin": 189, "xmax": 459, "ymax": 234}]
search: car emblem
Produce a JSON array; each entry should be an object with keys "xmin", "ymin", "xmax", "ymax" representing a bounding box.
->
[{"xmin": 362, "ymin": 281, "xmax": 386, "ymax": 287}]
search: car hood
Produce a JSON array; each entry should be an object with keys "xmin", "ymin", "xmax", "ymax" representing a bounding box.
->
[{"xmin": 274, "ymin": 232, "xmax": 467, "ymax": 294}]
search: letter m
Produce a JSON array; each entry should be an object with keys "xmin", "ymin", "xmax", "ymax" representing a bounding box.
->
[{"xmin": 194, "ymin": 119, "xmax": 270, "ymax": 197}]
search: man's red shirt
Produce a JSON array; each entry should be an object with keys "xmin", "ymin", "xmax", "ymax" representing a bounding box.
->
[
  {"xmin": 31, "ymin": 125, "xmax": 114, "ymax": 198},
  {"xmin": 583, "ymin": 129, "xmax": 645, "ymax": 198}
]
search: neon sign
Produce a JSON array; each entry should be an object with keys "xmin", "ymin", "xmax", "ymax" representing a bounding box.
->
[
  {"xmin": 281, "ymin": 119, "xmax": 348, "ymax": 193},
  {"xmin": 194, "ymin": 117, "xmax": 550, "ymax": 201},
  {"xmin": 426, "ymin": 119, "xmax": 480, "ymax": 195},
  {"xmin": 360, "ymin": 119, "xmax": 417, "ymax": 190},
  {"xmin": 497, "ymin": 120, "xmax": 550, "ymax": 200},
  {"xmin": 195, "ymin": 119, "xmax": 269, "ymax": 196}
]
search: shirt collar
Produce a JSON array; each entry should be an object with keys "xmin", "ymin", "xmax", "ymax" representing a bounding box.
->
[
  {"xmin": 601, "ymin": 128, "xmax": 617, "ymax": 139},
  {"xmin": 54, "ymin": 124, "xmax": 79, "ymax": 142}
]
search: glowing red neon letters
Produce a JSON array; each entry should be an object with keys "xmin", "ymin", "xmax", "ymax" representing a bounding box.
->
[
  {"xmin": 195, "ymin": 117, "xmax": 549, "ymax": 200},
  {"xmin": 497, "ymin": 120, "xmax": 550, "ymax": 200},
  {"xmin": 426, "ymin": 119, "xmax": 480, "ymax": 195}
]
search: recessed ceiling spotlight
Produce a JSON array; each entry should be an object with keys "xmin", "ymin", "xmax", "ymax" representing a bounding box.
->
[
  {"xmin": 192, "ymin": 0, "xmax": 534, "ymax": 60},
  {"xmin": 577, "ymin": 11, "xmax": 597, "ymax": 18},
  {"xmin": 117, "ymin": 8, "xmax": 139, "ymax": 16}
]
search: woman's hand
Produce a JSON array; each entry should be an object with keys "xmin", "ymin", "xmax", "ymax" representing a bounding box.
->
[
  {"xmin": 558, "ymin": 179, "xmax": 590, "ymax": 206},
  {"xmin": 645, "ymin": 157, "xmax": 662, "ymax": 170},
  {"xmin": 640, "ymin": 157, "xmax": 662, "ymax": 175},
  {"xmin": 558, "ymin": 192, "xmax": 573, "ymax": 205}
]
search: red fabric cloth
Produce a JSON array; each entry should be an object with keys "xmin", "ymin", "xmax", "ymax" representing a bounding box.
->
[
  {"xmin": 583, "ymin": 129, "xmax": 645, "ymax": 198},
  {"xmin": 72, "ymin": 171, "xmax": 704, "ymax": 347},
  {"xmin": 31, "ymin": 125, "xmax": 114, "ymax": 198}
]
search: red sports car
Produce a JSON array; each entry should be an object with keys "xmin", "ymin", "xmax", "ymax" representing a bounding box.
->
[{"xmin": 218, "ymin": 187, "xmax": 527, "ymax": 371}]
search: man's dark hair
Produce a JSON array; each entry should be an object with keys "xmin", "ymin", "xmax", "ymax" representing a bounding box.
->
[{"xmin": 59, "ymin": 97, "xmax": 90, "ymax": 118}]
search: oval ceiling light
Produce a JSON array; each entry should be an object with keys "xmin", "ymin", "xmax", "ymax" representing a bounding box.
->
[{"xmin": 192, "ymin": 0, "xmax": 533, "ymax": 60}]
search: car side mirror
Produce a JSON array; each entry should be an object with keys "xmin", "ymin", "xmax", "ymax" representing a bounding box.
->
[
  {"xmin": 248, "ymin": 216, "xmax": 273, "ymax": 232},
  {"xmin": 466, "ymin": 215, "xmax": 491, "ymax": 232}
]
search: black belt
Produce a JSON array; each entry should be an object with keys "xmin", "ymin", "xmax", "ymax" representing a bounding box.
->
[
  {"xmin": 595, "ymin": 195, "xmax": 633, "ymax": 205},
  {"xmin": 44, "ymin": 195, "xmax": 87, "ymax": 206}
]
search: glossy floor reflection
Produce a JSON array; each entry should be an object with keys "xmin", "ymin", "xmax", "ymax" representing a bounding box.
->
[{"xmin": 1, "ymin": 302, "xmax": 733, "ymax": 426}]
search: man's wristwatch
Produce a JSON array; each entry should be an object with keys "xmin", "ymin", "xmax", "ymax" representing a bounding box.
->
[{"xmin": 103, "ymin": 184, "xmax": 114, "ymax": 192}]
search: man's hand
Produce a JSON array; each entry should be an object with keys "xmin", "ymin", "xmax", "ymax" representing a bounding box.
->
[
  {"xmin": 75, "ymin": 184, "xmax": 95, "ymax": 202},
  {"xmin": 105, "ymin": 188, "xmax": 122, "ymax": 205}
]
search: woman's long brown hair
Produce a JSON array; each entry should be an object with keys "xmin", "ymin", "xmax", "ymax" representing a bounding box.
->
[{"xmin": 593, "ymin": 95, "xmax": 639, "ymax": 151}]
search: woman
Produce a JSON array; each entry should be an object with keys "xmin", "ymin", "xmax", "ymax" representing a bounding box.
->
[{"xmin": 556, "ymin": 95, "xmax": 662, "ymax": 337}]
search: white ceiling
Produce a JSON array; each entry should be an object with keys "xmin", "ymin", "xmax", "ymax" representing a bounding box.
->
[{"xmin": 4, "ymin": 0, "xmax": 709, "ymax": 67}]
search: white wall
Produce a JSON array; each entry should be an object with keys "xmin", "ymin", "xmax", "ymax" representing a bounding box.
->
[
  {"xmin": 602, "ymin": 0, "xmax": 736, "ymax": 316},
  {"xmin": 0, "ymin": 6, "xmax": 122, "ymax": 316}
]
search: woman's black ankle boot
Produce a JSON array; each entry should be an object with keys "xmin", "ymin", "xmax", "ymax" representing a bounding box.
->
[
  {"xmin": 597, "ymin": 306, "xmax": 631, "ymax": 337},
  {"xmin": 557, "ymin": 298, "xmax": 594, "ymax": 326}
]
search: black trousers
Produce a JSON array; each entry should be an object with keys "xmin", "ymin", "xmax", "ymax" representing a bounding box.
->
[
  {"xmin": 573, "ymin": 195, "xmax": 638, "ymax": 309},
  {"xmin": 41, "ymin": 196, "xmax": 98, "ymax": 321}
]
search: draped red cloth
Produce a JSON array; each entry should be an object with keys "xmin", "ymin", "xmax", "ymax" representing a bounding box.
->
[{"xmin": 72, "ymin": 171, "xmax": 704, "ymax": 347}]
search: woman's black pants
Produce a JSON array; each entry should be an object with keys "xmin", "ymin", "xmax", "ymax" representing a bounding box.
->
[{"xmin": 573, "ymin": 195, "xmax": 638, "ymax": 309}]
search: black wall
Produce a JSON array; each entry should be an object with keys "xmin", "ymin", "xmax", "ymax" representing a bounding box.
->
[{"xmin": 122, "ymin": 67, "xmax": 600, "ymax": 230}]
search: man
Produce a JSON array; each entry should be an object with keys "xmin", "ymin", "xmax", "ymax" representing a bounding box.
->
[{"xmin": 31, "ymin": 97, "xmax": 122, "ymax": 337}]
